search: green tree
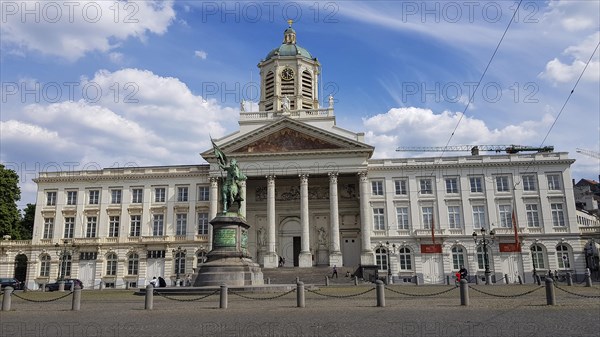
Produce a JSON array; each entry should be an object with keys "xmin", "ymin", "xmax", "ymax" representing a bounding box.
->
[
  {"xmin": 18, "ymin": 203, "xmax": 35, "ymax": 240},
  {"xmin": 0, "ymin": 164, "xmax": 21, "ymax": 239}
]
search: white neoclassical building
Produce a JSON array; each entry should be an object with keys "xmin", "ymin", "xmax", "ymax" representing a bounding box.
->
[{"xmin": 1, "ymin": 24, "xmax": 599, "ymax": 289}]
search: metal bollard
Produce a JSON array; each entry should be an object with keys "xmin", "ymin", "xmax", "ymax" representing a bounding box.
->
[
  {"xmin": 99, "ymin": 281, "xmax": 104, "ymax": 291},
  {"xmin": 144, "ymin": 285, "xmax": 154, "ymax": 310},
  {"xmin": 545, "ymin": 278, "xmax": 556, "ymax": 305},
  {"xmin": 220, "ymin": 284, "xmax": 228, "ymax": 309},
  {"xmin": 266, "ymin": 278, "xmax": 270, "ymax": 285},
  {"xmin": 517, "ymin": 275, "xmax": 523, "ymax": 285},
  {"xmin": 354, "ymin": 276, "xmax": 358, "ymax": 286},
  {"xmin": 126, "ymin": 282, "xmax": 130, "ymax": 290},
  {"xmin": 295, "ymin": 277, "xmax": 299, "ymax": 284},
  {"xmin": 459, "ymin": 279, "xmax": 469, "ymax": 306},
  {"xmin": 585, "ymin": 269, "xmax": 592, "ymax": 287},
  {"xmin": 535, "ymin": 274, "xmax": 541, "ymax": 286},
  {"xmin": 475, "ymin": 276, "xmax": 479, "ymax": 285},
  {"xmin": 2, "ymin": 286, "xmax": 13, "ymax": 311},
  {"xmin": 446, "ymin": 275, "xmax": 450, "ymax": 285},
  {"xmin": 41, "ymin": 283, "xmax": 46, "ymax": 292},
  {"xmin": 72, "ymin": 285, "xmax": 81, "ymax": 311},
  {"xmin": 58, "ymin": 281, "xmax": 65, "ymax": 292},
  {"xmin": 376, "ymin": 280, "xmax": 385, "ymax": 307},
  {"xmin": 566, "ymin": 272, "xmax": 573, "ymax": 286},
  {"xmin": 296, "ymin": 282, "xmax": 305, "ymax": 308},
  {"xmin": 414, "ymin": 275, "xmax": 420, "ymax": 286},
  {"xmin": 504, "ymin": 274, "xmax": 509, "ymax": 284},
  {"xmin": 325, "ymin": 276, "xmax": 329, "ymax": 286}
]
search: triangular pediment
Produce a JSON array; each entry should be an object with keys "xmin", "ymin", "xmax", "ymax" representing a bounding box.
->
[{"xmin": 234, "ymin": 127, "xmax": 342, "ymax": 153}]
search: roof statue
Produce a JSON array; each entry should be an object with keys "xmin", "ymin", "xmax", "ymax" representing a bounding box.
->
[{"xmin": 211, "ymin": 138, "xmax": 247, "ymax": 214}]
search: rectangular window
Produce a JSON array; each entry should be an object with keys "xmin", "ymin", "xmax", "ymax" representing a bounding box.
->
[
  {"xmin": 498, "ymin": 205, "xmax": 512, "ymax": 228},
  {"xmin": 88, "ymin": 190, "xmax": 99, "ymax": 205},
  {"xmin": 448, "ymin": 206, "xmax": 461, "ymax": 229},
  {"xmin": 66, "ymin": 191, "xmax": 78, "ymax": 205},
  {"xmin": 43, "ymin": 218, "xmax": 54, "ymax": 239},
  {"xmin": 547, "ymin": 174, "xmax": 562, "ymax": 191},
  {"xmin": 46, "ymin": 191, "xmax": 57, "ymax": 206},
  {"xmin": 111, "ymin": 189, "xmax": 122, "ymax": 204},
  {"xmin": 373, "ymin": 208, "xmax": 385, "ymax": 230},
  {"xmin": 132, "ymin": 188, "xmax": 143, "ymax": 203},
  {"xmin": 154, "ymin": 187, "xmax": 166, "ymax": 202},
  {"xmin": 86, "ymin": 216, "xmax": 97, "ymax": 238},
  {"xmin": 422, "ymin": 207, "xmax": 433, "ymax": 229},
  {"xmin": 526, "ymin": 204, "xmax": 540, "ymax": 227},
  {"xmin": 64, "ymin": 217, "xmax": 75, "ymax": 238},
  {"xmin": 470, "ymin": 177, "xmax": 483, "ymax": 193},
  {"xmin": 153, "ymin": 214, "xmax": 164, "ymax": 236},
  {"xmin": 371, "ymin": 181, "xmax": 384, "ymax": 196},
  {"xmin": 129, "ymin": 215, "xmax": 141, "ymax": 237},
  {"xmin": 394, "ymin": 180, "xmax": 407, "ymax": 195},
  {"xmin": 176, "ymin": 213, "xmax": 187, "ymax": 235},
  {"xmin": 147, "ymin": 250, "xmax": 166, "ymax": 259},
  {"xmin": 177, "ymin": 186, "xmax": 188, "ymax": 202},
  {"xmin": 197, "ymin": 212, "xmax": 209, "ymax": 235},
  {"xmin": 198, "ymin": 186, "xmax": 209, "ymax": 201},
  {"xmin": 496, "ymin": 176, "xmax": 510, "ymax": 192},
  {"xmin": 551, "ymin": 203, "xmax": 565, "ymax": 226},
  {"xmin": 420, "ymin": 179, "xmax": 433, "ymax": 194},
  {"xmin": 396, "ymin": 207, "xmax": 410, "ymax": 230},
  {"xmin": 472, "ymin": 206, "xmax": 486, "ymax": 229},
  {"xmin": 445, "ymin": 178, "xmax": 459, "ymax": 194},
  {"xmin": 109, "ymin": 216, "xmax": 120, "ymax": 237},
  {"xmin": 522, "ymin": 175, "xmax": 537, "ymax": 191}
]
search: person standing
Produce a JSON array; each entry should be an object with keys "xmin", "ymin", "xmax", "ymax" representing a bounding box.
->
[{"xmin": 332, "ymin": 265, "xmax": 338, "ymax": 278}]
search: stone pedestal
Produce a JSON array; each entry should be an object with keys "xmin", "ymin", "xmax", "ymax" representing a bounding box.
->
[
  {"xmin": 329, "ymin": 251, "xmax": 343, "ymax": 267},
  {"xmin": 194, "ymin": 214, "xmax": 264, "ymax": 287},
  {"xmin": 298, "ymin": 252, "xmax": 313, "ymax": 267},
  {"xmin": 316, "ymin": 247, "xmax": 329, "ymax": 265},
  {"xmin": 262, "ymin": 252, "xmax": 279, "ymax": 269}
]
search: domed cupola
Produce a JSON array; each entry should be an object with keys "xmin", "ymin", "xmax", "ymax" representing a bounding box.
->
[{"xmin": 258, "ymin": 21, "xmax": 321, "ymax": 113}]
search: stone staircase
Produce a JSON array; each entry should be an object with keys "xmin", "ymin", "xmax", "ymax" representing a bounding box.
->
[{"xmin": 261, "ymin": 266, "xmax": 358, "ymax": 285}]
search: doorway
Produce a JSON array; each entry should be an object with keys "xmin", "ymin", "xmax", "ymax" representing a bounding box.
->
[
  {"xmin": 14, "ymin": 254, "xmax": 27, "ymax": 284},
  {"xmin": 422, "ymin": 254, "xmax": 444, "ymax": 284},
  {"xmin": 279, "ymin": 217, "xmax": 301, "ymax": 267},
  {"xmin": 342, "ymin": 237, "xmax": 360, "ymax": 268},
  {"xmin": 293, "ymin": 237, "xmax": 301, "ymax": 267}
]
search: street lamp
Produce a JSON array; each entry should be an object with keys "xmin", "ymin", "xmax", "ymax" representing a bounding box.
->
[
  {"xmin": 472, "ymin": 227, "xmax": 495, "ymax": 285},
  {"xmin": 172, "ymin": 246, "xmax": 187, "ymax": 286},
  {"xmin": 378, "ymin": 241, "xmax": 396, "ymax": 284},
  {"xmin": 55, "ymin": 239, "xmax": 76, "ymax": 283}
]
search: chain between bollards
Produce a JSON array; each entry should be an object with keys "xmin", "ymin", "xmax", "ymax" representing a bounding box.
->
[
  {"xmin": 545, "ymin": 278, "xmax": 556, "ymax": 305},
  {"xmin": 460, "ymin": 279, "xmax": 469, "ymax": 306},
  {"xmin": 297, "ymin": 282, "xmax": 305, "ymax": 308},
  {"xmin": 71, "ymin": 285, "xmax": 81, "ymax": 311},
  {"xmin": 2, "ymin": 286, "xmax": 13, "ymax": 311},
  {"xmin": 376, "ymin": 280, "xmax": 385, "ymax": 307},
  {"xmin": 144, "ymin": 285, "xmax": 153, "ymax": 310},
  {"xmin": 220, "ymin": 284, "xmax": 228, "ymax": 309}
]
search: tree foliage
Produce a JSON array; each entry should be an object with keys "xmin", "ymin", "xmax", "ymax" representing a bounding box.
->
[
  {"xmin": 18, "ymin": 203, "xmax": 36, "ymax": 240},
  {"xmin": 0, "ymin": 164, "xmax": 22, "ymax": 239}
]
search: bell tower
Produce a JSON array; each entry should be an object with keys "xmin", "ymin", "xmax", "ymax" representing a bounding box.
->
[{"xmin": 258, "ymin": 21, "xmax": 320, "ymax": 112}]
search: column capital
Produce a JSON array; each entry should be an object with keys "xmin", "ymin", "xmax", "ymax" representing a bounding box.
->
[
  {"xmin": 266, "ymin": 175, "xmax": 276, "ymax": 181},
  {"xmin": 299, "ymin": 174, "xmax": 309, "ymax": 183},
  {"xmin": 358, "ymin": 171, "xmax": 368, "ymax": 182},
  {"xmin": 209, "ymin": 177, "xmax": 219, "ymax": 184},
  {"xmin": 328, "ymin": 171, "xmax": 338, "ymax": 181}
]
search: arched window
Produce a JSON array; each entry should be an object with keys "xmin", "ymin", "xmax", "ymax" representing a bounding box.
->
[
  {"xmin": 375, "ymin": 248, "xmax": 388, "ymax": 270},
  {"xmin": 476, "ymin": 246, "xmax": 486, "ymax": 270},
  {"xmin": 127, "ymin": 253, "xmax": 139, "ymax": 275},
  {"xmin": 175, "ymin": 252, "xmax": 186, "ymax": 275},
  {"xmin": 398, "ymin": 247, "xmax": 412, "ymax": 270},
  {"xmin": 40, "ymin": 254, "xmax": 51, "ymax": 277},
  {"xmin": 197, "ymin": 250, "xmax": 207, "ymax": 265},
  {"xmin": 451, "ymin": 246, "xmax": 465, "ymax": 270},
  {"xmin": 531, "ymin": 244, "xmax": 546, "ymax": 269},
  {"xmin": 106, "ymin": 253, "xmax": 118, "ymax": 276},
  {"xmin": 556, "ymin": 244, "xmax": 571, "ymax": 269}
]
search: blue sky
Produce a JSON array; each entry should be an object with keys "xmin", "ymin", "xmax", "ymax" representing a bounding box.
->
[{"xmin": 1, "ymin": 0, "xmax": 599, "ymax": 207}]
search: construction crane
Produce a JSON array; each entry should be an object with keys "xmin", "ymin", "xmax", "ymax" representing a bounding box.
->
[
  {"xmin": 576, "ymin": 148, "xmax": 600, "ymax": 159},
  {"xmin": 395, "ymin": 145, "xmax": 555, "ymax": 155}
]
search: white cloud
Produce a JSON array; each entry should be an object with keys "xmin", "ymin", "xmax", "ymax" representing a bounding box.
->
[
  {"xmin": 108, "ymin": 52, "xmax": 124, "ymax": 64},
  {"xmin": 540, "ymin": 33, "xmax": 600, "ymax": 83},
  {"xmin": 194, "ymin": 50, "xmax": 207, "ymax": 60},
  {"xmin": 0, "ymin": 1, "xmax": 176, "ymax": 61}
]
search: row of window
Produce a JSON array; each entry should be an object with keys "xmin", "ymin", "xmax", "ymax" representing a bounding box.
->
[
  {"xmin": 374, "ymin": 244, "xmax": 571, "ymax": 271},
  {"xmin": 372, "ymin": 203, "xmax": 566, "ymax": 230},
  {"xmin": 38, "ymin": 250, "xmax": 209, "ymax": 278},
  {"xmin": 372, "ymin": 174, "xmax": 563, "ymax": 197},
  {"xmin": 46, "ymin": 186, "xmax": 211, "ymax": 206},
  {"xmin": 42, "ymin": 213, "xmax": 210, "ymax": 239}
]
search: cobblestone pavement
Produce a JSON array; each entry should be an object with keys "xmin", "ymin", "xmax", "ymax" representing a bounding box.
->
[{"xmin": 1, "ymin": 285, "xmax": 599, "ymax": 337}]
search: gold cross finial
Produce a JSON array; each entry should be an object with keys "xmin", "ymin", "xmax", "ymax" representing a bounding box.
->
[{"xmin": 288, "ymin": 19, "xmax": 293, "ymax": 27}]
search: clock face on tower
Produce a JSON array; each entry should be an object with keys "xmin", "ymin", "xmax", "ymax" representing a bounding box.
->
[{"xmin": 280, "ymin": 67, "xmax": 295, "ymax": 81}]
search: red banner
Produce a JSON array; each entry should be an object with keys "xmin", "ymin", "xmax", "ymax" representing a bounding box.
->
[
  {"xmin": 421, "ymin": 244, "xmax": 442, "ymax": 253},
  {"xmin": 499, "ymin": 243, "xmax": 521, "ymax": 252}
]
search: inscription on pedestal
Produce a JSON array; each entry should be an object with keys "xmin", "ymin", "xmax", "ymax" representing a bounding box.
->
[{"xmin": 214, "ymin": 228, "xmax": 236, "ymax": 247}]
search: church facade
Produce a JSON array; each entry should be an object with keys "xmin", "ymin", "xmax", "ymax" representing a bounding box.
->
[{"xmin": 1, "ymin": 25, "xmax": 599, "ymax": 289}]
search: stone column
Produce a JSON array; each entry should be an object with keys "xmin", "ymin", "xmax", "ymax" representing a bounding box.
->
[
  {"xmin": 239, "ymin": 180, "xmax": 247, "ymax": 218},
  {"xmin": 299, "ymin": 174, "xmax": 313, "ymax": 267},
  {"xmin": 263, "ymin": 175, "xmax": 278, "ymax": 268},
  {"xmin": 208, "ymin": 177, "xmax": 219, "ymax": 251},
  {"xmin": 359, "ymin": 172, "xmax": 374, "ymax": 265},
  {"xmin": 329, "ymin": 172, "xmax": 343, "ymax": 266}
]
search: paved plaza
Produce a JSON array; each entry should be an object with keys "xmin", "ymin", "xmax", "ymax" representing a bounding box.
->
[{"xmin": 1, "ymin": 284, "xmax": 599, "ymax": 337}]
